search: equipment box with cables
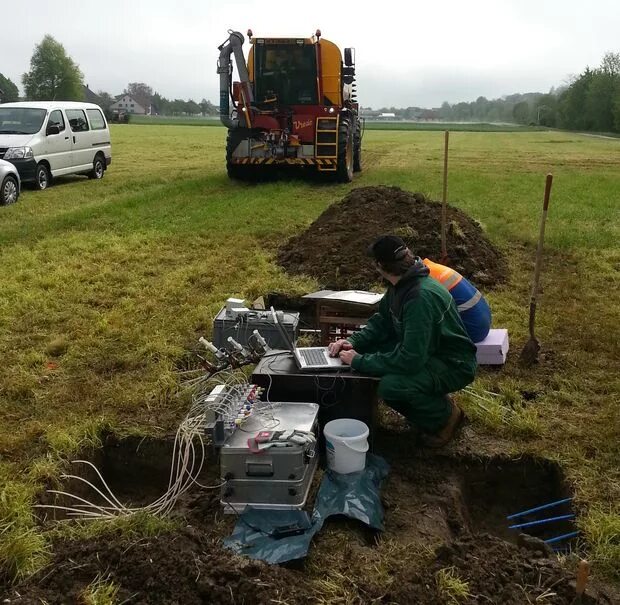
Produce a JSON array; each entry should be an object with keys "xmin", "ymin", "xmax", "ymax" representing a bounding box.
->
[
  {"xmin": 212, "ymin": 307, "xmax": 299, "ymax": 350},
  {"xmin": 220, "ymin": 401, "xmax": 319, "ymax": 513}
]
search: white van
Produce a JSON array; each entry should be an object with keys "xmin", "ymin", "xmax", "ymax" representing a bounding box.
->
[{"xmin": 0, "ymin": 101, "xmax": 111, "ymax": 190}]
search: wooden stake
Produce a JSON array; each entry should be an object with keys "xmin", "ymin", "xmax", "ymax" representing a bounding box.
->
[{"xmin": 441, "ymin": 130, "xmax": 449, "ymax": 263}]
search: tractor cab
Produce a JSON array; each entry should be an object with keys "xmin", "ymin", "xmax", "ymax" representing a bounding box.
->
[{"xmin": 253, "ymin": 40, "xmax": 318, "ymax": 107}]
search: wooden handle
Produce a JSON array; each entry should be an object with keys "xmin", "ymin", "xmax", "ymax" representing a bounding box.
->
[
  {"xmin": 530, "ymin": 174, "xmax": 554, "ymax": 302},
  {"xmin": 543, "ymin": 173, "xmax": 553, "ymax": 211},
  {"xmin": 576, "ymin": 560, "xmax": 590, "ymax": 595},
  {"xmin": 441, "ymin": 130, "xmax": 449, "ymax": 260}
]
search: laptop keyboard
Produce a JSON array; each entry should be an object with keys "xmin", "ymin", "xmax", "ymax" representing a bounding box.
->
[{"xmin": 300, "ymin": 348, "xmax": 329, "ymax": 366}]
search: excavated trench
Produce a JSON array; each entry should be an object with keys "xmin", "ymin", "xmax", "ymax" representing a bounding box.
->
[
  {"xmin": 16, "ymin": 431, "xmax": 613, "ymax": 604},
  {"xmin": 41, "ymin": 433, "xmax": 572, "ymax": 543}
]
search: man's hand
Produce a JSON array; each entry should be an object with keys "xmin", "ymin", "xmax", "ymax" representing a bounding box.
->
[
  {"xmin": 328, "ymin": 339, "xmax": 352, "ymax": 357},
  {"xmin": 339, "ymin": 349, "xmax": 358, "ymax": 366}
]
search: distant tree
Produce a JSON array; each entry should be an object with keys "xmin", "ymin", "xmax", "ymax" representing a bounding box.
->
[
  {"xmin": 558, "ymin": 69, "xmax": 595, "ymax": 130},
  {"xmin": 171, "ymin": 99, "xmax": 188, "ymax": 115},
  {"xmin": 614, "ymin": 91, "xmax": 620, "ymax": 131},
  {"xmin": 438, "ymin": 101, "xmax": 452, "ymax": 120},
  {"xmin": 533, "ymin": 94, "xmax": 558, "ymax": 127},
  {"xmin": 186, "ymin": 99, "xmax": 200, "ymax": 115},
  {"xmin": 453, "ymin": 102, "xmax": 471, "ymax": 121},
  {"xmin": 199, "ymin": 98, "xmax": 218, "ymax": 116},
  {"xmin": 600, "ymin": 51, "xmax": 620, "ymax": 76},
  {"xmin": 473, "ymin": 96, "xmax": 489, "ymax": 120},
  {"xmin": 584, "ymin": 52, "xmax": 620, "ymax": 132},
  {"xmin": 512, "ymin": 101, "xmax": 531, "ymax": 124},
  {"xmin": 22, "ymin": 35, "xmax": 84, "ymax": 101},
  {"xmin": 96, "ymin": 90, "xmax": 115, "ymax": 118},
  {"xmin": 0, "ymin": 73, "xmax": 19, "ymax": 102},
  {"xmin": 557, "ymin": 52, "xmax": 620, "ymax": 133},
  {"xmin": 124, "ymin": 82, "xmax": 153, "ymax": 110},
  {"xmin": 152, "ymin": 92, "xmax": 169, "ymax": 115},
  {"xmin": 585, "ymin": 71, "xmax": 617, "ymax": 132}
]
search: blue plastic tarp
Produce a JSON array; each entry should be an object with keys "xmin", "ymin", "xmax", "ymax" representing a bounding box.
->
[{"xmin": 223, "ymin": 454, "xmax": 390, "ymax": 564}]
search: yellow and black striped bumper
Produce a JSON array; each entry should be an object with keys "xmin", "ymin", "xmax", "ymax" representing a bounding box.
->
[{"xmin": 231, "ymin": 157, "xmax": 337, "ymax": 166}]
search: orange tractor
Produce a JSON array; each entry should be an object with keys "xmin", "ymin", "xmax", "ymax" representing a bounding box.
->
[{"xmin": 217, "ymin": 29, "xmax": 362, "ymax": 181}]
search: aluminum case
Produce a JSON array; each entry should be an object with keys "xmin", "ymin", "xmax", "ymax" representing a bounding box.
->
[{"xmin": 220, "ymin": 401, "xmax": 319, "ymax": 513}]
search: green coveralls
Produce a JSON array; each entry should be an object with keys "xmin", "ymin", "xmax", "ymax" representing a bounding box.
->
[{"xmin": 348, "ymin": 261, "xmax": 478, "ymax": 434}]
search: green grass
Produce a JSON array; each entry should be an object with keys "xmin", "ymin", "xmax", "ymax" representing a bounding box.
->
[
  {"xmin": 128, "ymin": 115, "xmax": 544, "ymax": 132},
  {"xmin": 0, "ymin": 125, "xmax": 619, "ymax": 584},
  {"xmin": 81, "ymin": 574, "xmax": 120, "ymax": 605},
  {"xmin": 435, "ymin": 567, "xmax": 471, "ymax": 603},
  {"xmin": 364, "ymin": 121, "xmax": 544, "ymax": 132},
  {"xmin": 129, "ymin": 114, "xmax": 222, "ymax": 126}
]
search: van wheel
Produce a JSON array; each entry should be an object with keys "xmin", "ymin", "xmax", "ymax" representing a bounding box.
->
[
  {"xmin": 89, "ymin": 156, "xmax": 105, "ymax": 180},
  {"xmin": 35, "ymin": 163, "xmax": 51, "ymax": 190},
  {"xmin": 1, "ymin": 175, "xmax": 19, "ymax": 205}
]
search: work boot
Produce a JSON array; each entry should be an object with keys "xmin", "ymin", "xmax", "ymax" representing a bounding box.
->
[{"xmin": 421, "ymin": 396, "xmax": 465, "ymax": 448}]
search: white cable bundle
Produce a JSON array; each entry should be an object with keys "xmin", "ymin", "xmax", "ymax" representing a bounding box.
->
[{"xmin": 36, "ymin": 371, "xmax": 251, "ymax": 520}]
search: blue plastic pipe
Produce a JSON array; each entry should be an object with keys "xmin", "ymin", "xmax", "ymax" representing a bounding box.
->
[
  {"xmin": 508, "ymin": 514, "xmax": 575, "ymax": 529},
  {"xmin": 507, "ymin": 498, "xmax": 573, "ymax": 520},
  {"xmin": 544, "ymin": 531, "xmax": 579, "ymax": 545}
]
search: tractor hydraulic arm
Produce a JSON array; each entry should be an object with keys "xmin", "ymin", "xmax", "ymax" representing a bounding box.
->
[{"xmin": 217, "ymin": 30, "xmax": 254, "ymax": 129}]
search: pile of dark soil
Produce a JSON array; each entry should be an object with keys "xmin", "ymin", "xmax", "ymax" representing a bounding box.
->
[
  {"xmin": 387, "ymin": 533, "xmax": 601, "ymax": 605},
  {"xmin": 277, "ymin": 186, "xmax": 508, "ymax": 289},
  {"xmin": 4, "ymin": 529, "xmax": 304, "ymax": 605}
]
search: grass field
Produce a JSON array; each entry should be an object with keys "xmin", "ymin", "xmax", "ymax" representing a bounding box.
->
[
  {"xmin": 129, "ymin": 114, "xmax": 543, "ymax": 132},
  {"xmin": 0, "ymin": 125, "xmax": 619, "ymax": 587}
]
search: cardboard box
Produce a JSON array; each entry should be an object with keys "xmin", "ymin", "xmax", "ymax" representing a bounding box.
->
[{"xmin": 476, "ymin": 329, "xmax": 509, "ymax": 365}]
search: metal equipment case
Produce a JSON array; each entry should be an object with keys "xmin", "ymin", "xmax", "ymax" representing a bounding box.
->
[
  {"xmin": 220, "ymin": 402, "xmax": 319, "ymax": 512},
  {"xmin": 212, "ymin": 307, "xmax": 299, "ymax": 350}
]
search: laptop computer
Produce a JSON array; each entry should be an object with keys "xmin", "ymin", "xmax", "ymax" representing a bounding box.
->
[{"xmin": 270, "ymin": 307, "xmax": 348, "ymax": 372}]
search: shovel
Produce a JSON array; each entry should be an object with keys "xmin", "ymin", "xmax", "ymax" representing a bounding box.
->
[
  {"xmin": 571, "ymin": 559, "xmax": 590, "ymax": 604},
  {"xmin": 520, "ymin": 174, "xmax": 553, "ymax": 366}
]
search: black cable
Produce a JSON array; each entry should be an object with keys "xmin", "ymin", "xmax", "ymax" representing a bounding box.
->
[{"xmin": 313, "ymin": 371, "xmax": 348, "ymax": 408}]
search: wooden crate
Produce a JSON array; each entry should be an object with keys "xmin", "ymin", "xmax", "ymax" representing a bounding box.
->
[{"xmin": 316, "ymin": 301, "xmax": 377, "ymax": 345}]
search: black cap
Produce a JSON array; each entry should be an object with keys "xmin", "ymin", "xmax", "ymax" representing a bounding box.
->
[{"xmin": 367, "ymin": 235, "xmax": 409, "ymax": 263}]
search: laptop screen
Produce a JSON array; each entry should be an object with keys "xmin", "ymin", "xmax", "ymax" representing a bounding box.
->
[{"xmin": 270, "ymin": 307, "xmax": 296, "ymax": 353}]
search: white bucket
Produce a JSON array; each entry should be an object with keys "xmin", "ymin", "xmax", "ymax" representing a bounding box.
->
[{"xmin": 324, "ymin": 419, "xmax": 369, "ymax": 474}]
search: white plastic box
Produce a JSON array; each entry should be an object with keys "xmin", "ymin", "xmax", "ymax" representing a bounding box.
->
[{"xmin": 475, "ymin": 329, "xmax": 509, "ymax": 365}]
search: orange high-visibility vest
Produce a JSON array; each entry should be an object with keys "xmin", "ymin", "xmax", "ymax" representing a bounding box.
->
[{"xmin": 422, "ymin": 258, "xmax": 463, "ymax": 291}]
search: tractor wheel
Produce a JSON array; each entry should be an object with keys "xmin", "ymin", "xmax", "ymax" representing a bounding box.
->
[
  {"xmin": 336, "ymin": 119, "xmax": 354, "ymax": 183},
  {"xmin": 353, "ymin": 119, "xmax": 362, "ymax": 173}
]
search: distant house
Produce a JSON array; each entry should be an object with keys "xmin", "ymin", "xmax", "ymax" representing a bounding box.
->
[
  {"xmin": 110, "ymin": 94, "xmax": 152, "ymax": 116},
  {"xmin": 82, "ymin": 84, "xmax": 103, "ymax": 106},
  {"xmin": 360, "ymin": 108, "xmax": 381, "ymax": 119},
  {"xmin": 378, "ymin": 112, "xmax": 397, "ymax": 120}
]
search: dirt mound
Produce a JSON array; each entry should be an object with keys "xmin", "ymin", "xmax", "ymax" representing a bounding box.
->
[
  {"xmin": 277, "ymin": 186, "xmax": 508, "ymax": 289},
  {"xmin": 3, "ymin": 529, "xmax": 304, "ymax": 605},
  {"xmin": 387, "ymin": 533, "xmax": 602, "ymax": 605}
]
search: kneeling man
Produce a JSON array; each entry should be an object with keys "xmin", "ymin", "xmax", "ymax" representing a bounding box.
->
[{"xmin": 329, "ymin": 235, "xmax": 477, "ymax": 447}]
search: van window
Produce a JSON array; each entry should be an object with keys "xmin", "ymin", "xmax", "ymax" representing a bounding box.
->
[
  {"xmin": 0, "ymin": 107, "xmax": 46, "ymax": 134},
  {"xmin": 48, "ymin": 110, "xmax": 65, "ymax": 132},
  {"xmin": 86, "ymin": 108, "xmax": 106, "ymax": 130},
  {"xmin": 66, "ymin": 109, "xmax": 89, "ymax": 132}
]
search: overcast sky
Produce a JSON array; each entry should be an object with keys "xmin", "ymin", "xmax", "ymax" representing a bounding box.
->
[{"xmin": 2, "ymin": 0, "xmax": 619, "ymax": 108}]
